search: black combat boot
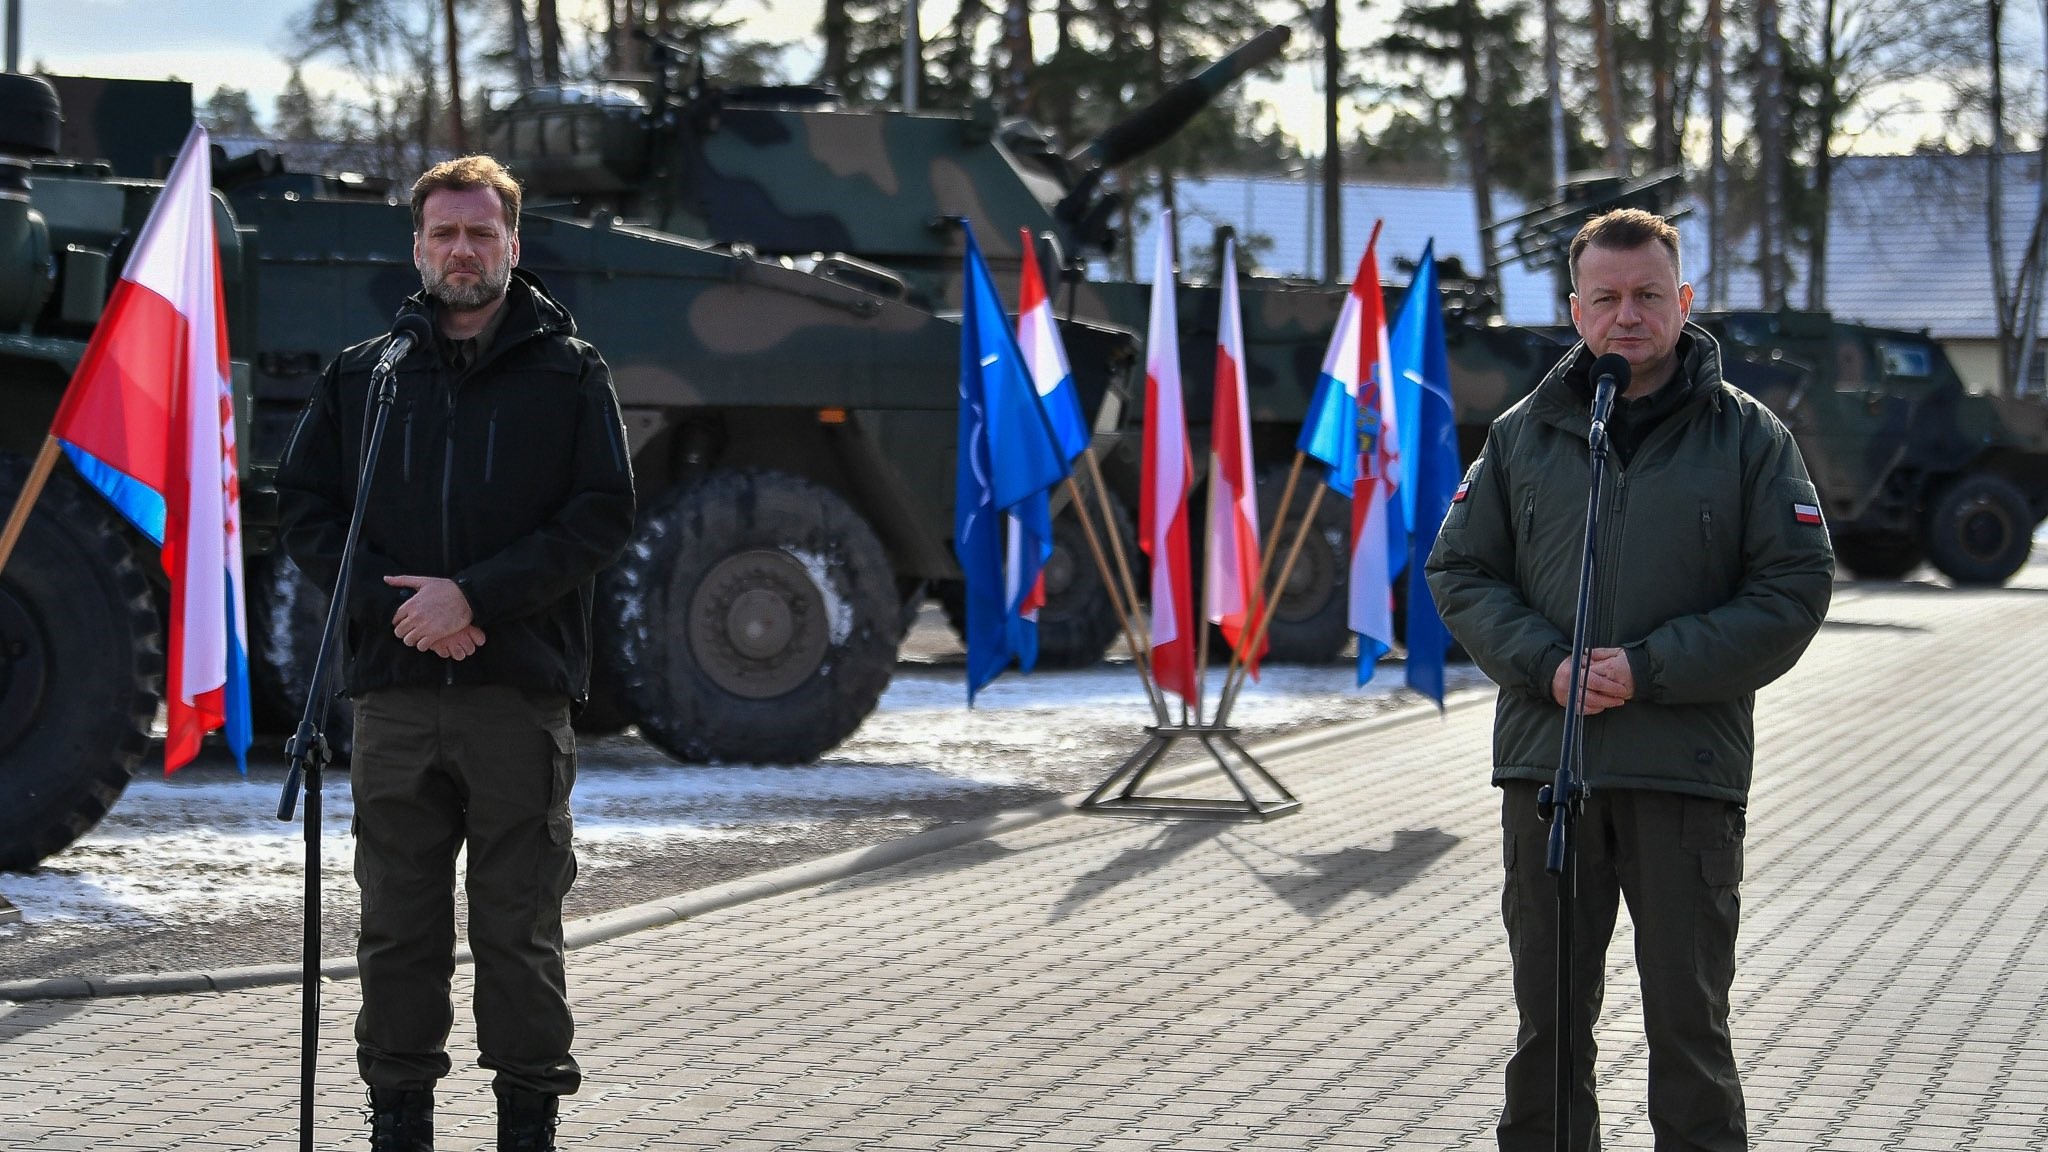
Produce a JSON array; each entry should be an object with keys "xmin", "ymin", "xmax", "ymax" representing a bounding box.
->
[
  {"xmin": 365, "ymin": 1087, "xmax": 433, "ymax": 1151},
  {"xmin": 496, "ymin": 1087, "xmax": 560, "ymax": 1152}
]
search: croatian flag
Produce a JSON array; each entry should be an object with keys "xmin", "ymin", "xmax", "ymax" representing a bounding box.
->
[
  {"xmin": 1297, "ymin": 225, "xmax": 1403, "ymax": 683},
  {"xmin": 1347, "ymin": 233, "xmax": 1402, "ymax": 684},
  {"xmin": 1140, "ymin": 211, "xmax": 1196, "ymax": 706},
  {"xmin": 1204, "ymin": 236, "xmax": 1265, "ymax": 678},
  {"xmin": 1008, "ymin": 232, "xmax": 1092, "ymax": 625},
  {"xmin": 1016, "ymin": 231, "xmax": 1092, "ymax": 462},
  {"xmin": 955, "ymin": 223, "xmax": 1066, "ymax": 702},
  {"xmin": 50, "ymin": 124, "xmax": 251, "ymax": 771}
]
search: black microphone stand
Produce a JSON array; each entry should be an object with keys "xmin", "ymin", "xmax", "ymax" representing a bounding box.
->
[
  {"xmin": 276, "ymin": 351, "xmax": 404, "ymax": 1152},
  {"xmin": 1538, "ymin": 384, "xmax": 1614, "ymax": 1152}
]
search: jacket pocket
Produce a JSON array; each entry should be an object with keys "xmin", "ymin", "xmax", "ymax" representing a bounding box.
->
[{"xmin": 545, "ymin": 722, "xmax": 576, "ymax": 845}]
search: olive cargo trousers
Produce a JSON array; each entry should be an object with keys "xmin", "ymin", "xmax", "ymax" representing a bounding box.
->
[
  {"xmin": 350, "ymin": 684, "xmax": 582, "ymax": 1097},
  {"xmin": 1498, "ymin": 781, "xmax": 1748, "ymax": 1152}
]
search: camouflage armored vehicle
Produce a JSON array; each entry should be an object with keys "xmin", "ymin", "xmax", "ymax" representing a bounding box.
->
[
  {"xmin": 482, "ymin": 25, "xmax": 1389, "ymax": 662},
  {"xmin": 1701, "ymin": 311, "xmax": 2048, "ymax": 585},
  {"xmin": 0, "ymin": 73, "xmax": 1138, "ymax": 869}
]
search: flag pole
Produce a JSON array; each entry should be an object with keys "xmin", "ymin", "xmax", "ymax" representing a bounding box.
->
[
  {"xmin": 1193, "ymin": 446, "xmax": 1224, "ymax": 726},
  {"xmin": 1217, "ymin": 447, "xmax": 1305, "ymax": 712},
  {"xmin": 1081, "ymin": 446, "xmax": 1166, "ymax": 711},
  {"xmin": 1064, "ymin": 467, "xmax": 1169, "ymax": 725},
  {"xmin": 0, "ymin": 436, "xmax": 65, "ymax": 576},
  {"xmin": 1218, "ymin": 482, "xmax": 1326, "ymax": 724}
]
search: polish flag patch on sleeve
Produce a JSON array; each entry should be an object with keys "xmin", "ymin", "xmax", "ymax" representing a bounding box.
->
[
  {"xmin": 1452, "ymin": 478, "xmax": 1472, "ymax": 504},
  {"xmin": 1793, "ymin": 501, "xmax": 1824, "ymax": 526}
]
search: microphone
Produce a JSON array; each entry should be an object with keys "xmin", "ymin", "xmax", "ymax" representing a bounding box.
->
[
  {"xmin": 371, "ymin": 312, "xmax": 435, "ymax": 378},
  {"xmin": 1589, "ymin": 352, "xmax": 1631, "ymax": 447}
]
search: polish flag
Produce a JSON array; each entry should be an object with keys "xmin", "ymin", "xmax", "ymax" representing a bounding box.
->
[
  {"xmin": 1140, "ymin": 213, "xmax": 1196, "ymax": 706},
  {"xmin": 50, "ymin": 124, "xmax": 252, "ymax": 771},
  {"xmin": 1204, "ymin": 236, "xmax": 1264, "ymax": 677}
]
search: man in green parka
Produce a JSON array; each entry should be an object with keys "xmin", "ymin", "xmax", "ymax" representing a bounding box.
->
[{"xmin": 1425, "ymin": 209, "xmax": 1834, "ymax": 1151}]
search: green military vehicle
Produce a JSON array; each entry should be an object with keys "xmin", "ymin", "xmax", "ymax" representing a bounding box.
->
[
  {"xmin": 482, "ymin": 25, "xmax": 1383, "ymax": 662},
  {"xmin": 0, "ymin": 72, "xmax": 1138, "ymax": 870},
  {"xmin": 1700, "ymin": 312, "xmax": 2047, "ymax": 585}
]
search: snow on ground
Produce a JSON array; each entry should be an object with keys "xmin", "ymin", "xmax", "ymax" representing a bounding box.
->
[{"xmin": 0, "ymin": 608, "xmax": 1479, "ymax": 951}]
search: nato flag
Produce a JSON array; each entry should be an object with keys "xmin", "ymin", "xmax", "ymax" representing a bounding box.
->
[
  {"xmin": 1393, "ymin": 242, "xmax": 1458, "ymax": 706},
  {"xmin": 955, "ymin": 225, "xmax": 1068, "ymax": 702}
]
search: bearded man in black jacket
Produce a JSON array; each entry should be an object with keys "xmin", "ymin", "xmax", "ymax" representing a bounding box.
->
[{"xmin": 277, "ymin": 155, "xmax": 634, "ymax": 1152}]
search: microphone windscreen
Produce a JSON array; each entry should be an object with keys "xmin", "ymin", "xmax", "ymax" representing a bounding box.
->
[
  {"xmin": 1591, "ymin": 352, "xmax": 1632, "ymax": 392},
  {"xmin": 390, "ymin": 312, "xmax": 435, "ymax": 347}
]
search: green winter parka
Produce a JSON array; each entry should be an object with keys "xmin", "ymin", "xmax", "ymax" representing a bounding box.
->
[{"xmin": 1424, "ymin": 325, "xmax": 1834, "ymax": 804}]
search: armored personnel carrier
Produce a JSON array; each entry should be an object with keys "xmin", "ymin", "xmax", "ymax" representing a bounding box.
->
[
  {"xmin": 481, "ymin": 26, "xmax": 1382, "ymax": 661},
  {"xmin": 0, "ymin": 72, "xmax": 1138, "ymax": 869}
]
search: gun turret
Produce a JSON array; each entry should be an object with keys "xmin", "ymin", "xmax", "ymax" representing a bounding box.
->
[
  {"xmin": 1055, "ymin": 25, "xmax": 1290, "ymax": 253},
  {"xmin": 1065, "ymin": 25, "xmax": 1291, "ymax": 172}
]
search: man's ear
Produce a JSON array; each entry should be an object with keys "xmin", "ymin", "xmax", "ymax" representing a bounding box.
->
[{"xmin": 1678, "ymin": 281, "xmax": 1694, "ymax": 319}]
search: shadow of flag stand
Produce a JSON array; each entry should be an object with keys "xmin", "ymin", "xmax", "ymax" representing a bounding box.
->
[{"xmin": 1079, "ymin": 216, "xmax": 1301, "ymax": 821}]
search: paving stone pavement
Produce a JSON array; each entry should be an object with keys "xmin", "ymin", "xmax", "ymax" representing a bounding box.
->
[{"xmin": 5, "ymin": 574, "xmax": 2048, "ymax": 1150}]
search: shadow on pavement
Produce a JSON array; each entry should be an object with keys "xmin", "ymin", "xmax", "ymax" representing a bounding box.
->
[
  {"xmin": 1050, "ymin": 823, "xmax": 1232, "ymax": 921},
  {"xmin": 0, "ymin": 1001, "xmax": 86, "ymax": 1042},
  {"xmin": 1254, "ymin": 827, "xmax": 1462, "ymax": 918}
]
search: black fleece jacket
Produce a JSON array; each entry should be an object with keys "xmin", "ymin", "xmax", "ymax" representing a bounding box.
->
[{"xmin": 276, "ymin": 270, "xmax": 636, "ymax": 703}]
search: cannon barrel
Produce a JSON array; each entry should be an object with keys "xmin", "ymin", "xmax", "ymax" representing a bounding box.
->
[{"xmin": 1066, "ymin": 25, "xmax": 1291, "ymax": 171}]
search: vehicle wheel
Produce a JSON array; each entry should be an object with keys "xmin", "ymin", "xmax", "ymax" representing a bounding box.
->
[
  {"xmin": 0, "ymin": 456, "xmax": 161, "ymax": 871},
  {"xmin": 602, "ymin": 469, "xmax": 901, "ymax": 763},
  {"xmin": 1256, "ymin": 465, "xmax": 1350, "ymax": 663},
  {"xmin": 246, "ymin": 551, "xmax": 353, "ymax": 762},
  {"xmin": 1924, "ymin": 472, "xmax": 2035, "ymax": 586},
  {"xmin": 1832, "ymin": 533, "xmax": 1925, "ymax": 581},
  {"xmin": 934, "ymin": 484, "xmax": 1137, "ymax": 669}
]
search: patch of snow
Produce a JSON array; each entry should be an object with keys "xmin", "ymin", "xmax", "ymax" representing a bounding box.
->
[{"xmin": 788, "ymin": 548, "xmax": 854, "ymax": 645}]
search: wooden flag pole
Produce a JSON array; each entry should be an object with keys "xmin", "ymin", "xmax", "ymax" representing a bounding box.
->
[
  {"xmin": 1217, "ymin": 448, "xmax": 1307, "ymax": 711},
  {"xmin": 1063, "ymin": 467, "xmax": 1170, "ymax": 726},
  {"xmin": 1192, "ymin": 446, "xmax": 1225, "ymax": 727},
  {"xmin": 1081, "ymin": 446, "xmax": 1161, "ymax": 681},
  {"xmin": 1217, "ymin": 482, "xmax": 1327, "ymax": 725},
  {"xmin": 0, "ymin": 436, "xmax": 66, "ymax": 577}
]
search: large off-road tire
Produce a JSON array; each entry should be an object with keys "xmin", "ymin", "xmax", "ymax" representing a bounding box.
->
[
  {"xmin": 1833, "ymin": 533, "xmax": 1925, "ymax": 581},
  {"xmin": 1256, "ymin": 465, "xmax": 1351, "ymax": 663},
  {"xmin": 246, "ymin": 551, "xmax": 353, "ymax": 762},
  {"xmin": 0, "ymin": 457, "xmax": 162, "ymax": 871},
  {"xmin": 1925, "ymin": 472, "xmax": 2035, "ymax": 587},
  {"xmin": 937, "ymin": 482, "xmax": 1139, "ymax": 669},
  {"xmin": 601, "ymin": 469, "xmax": 901, "ymax": 764}
]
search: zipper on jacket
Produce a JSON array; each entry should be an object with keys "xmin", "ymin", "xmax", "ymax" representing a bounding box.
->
[
  {"xmin": 1520, "ymin": 494, "xmax": 1535, "ymax": 543},
  {"xmin": 1700, "ymin": 501, "xmax": 1714, "ymax": 550},
  {"xmin": 401, "ymin": 403, "xmax": 414, "ymax": 484},
  {"xmin": 442, "ymin": 372, "xmax": 458, "ymax": 686},
  {"xmin": 484, "ymin": 407, "xmax": 498, "ymax": 484}
]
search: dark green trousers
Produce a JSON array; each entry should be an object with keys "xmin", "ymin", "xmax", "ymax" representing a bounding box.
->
[
  {"xmin": 350, "ymin": 684, "xmax": 581, "ymax": 1096},
  {"xmin": 1498, "ymin": 781, "xmax": 1747, "ymax": 1152}
]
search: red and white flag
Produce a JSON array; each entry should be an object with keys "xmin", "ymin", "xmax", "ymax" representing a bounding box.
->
[
  {"xmin": 1204, "ymin": 236, "xmax": 1264, "ymax": 677},
  {"xmin": 50, "ymin": 124, "xmax": 251, "ymax": 771},
  {"xmin": 1140, "ymin": 213, "xmax": 1196, "ymax": 706}
]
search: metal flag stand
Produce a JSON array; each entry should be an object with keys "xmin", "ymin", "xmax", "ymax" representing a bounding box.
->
[{"xmin": 1074, "ymin": 236, "xmax": 1312, "ymax": 822}]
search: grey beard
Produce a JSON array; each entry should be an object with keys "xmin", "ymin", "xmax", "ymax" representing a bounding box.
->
[{"xmin": 424, "ymin": 262, "xmax": 511, "ymax": 311}]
